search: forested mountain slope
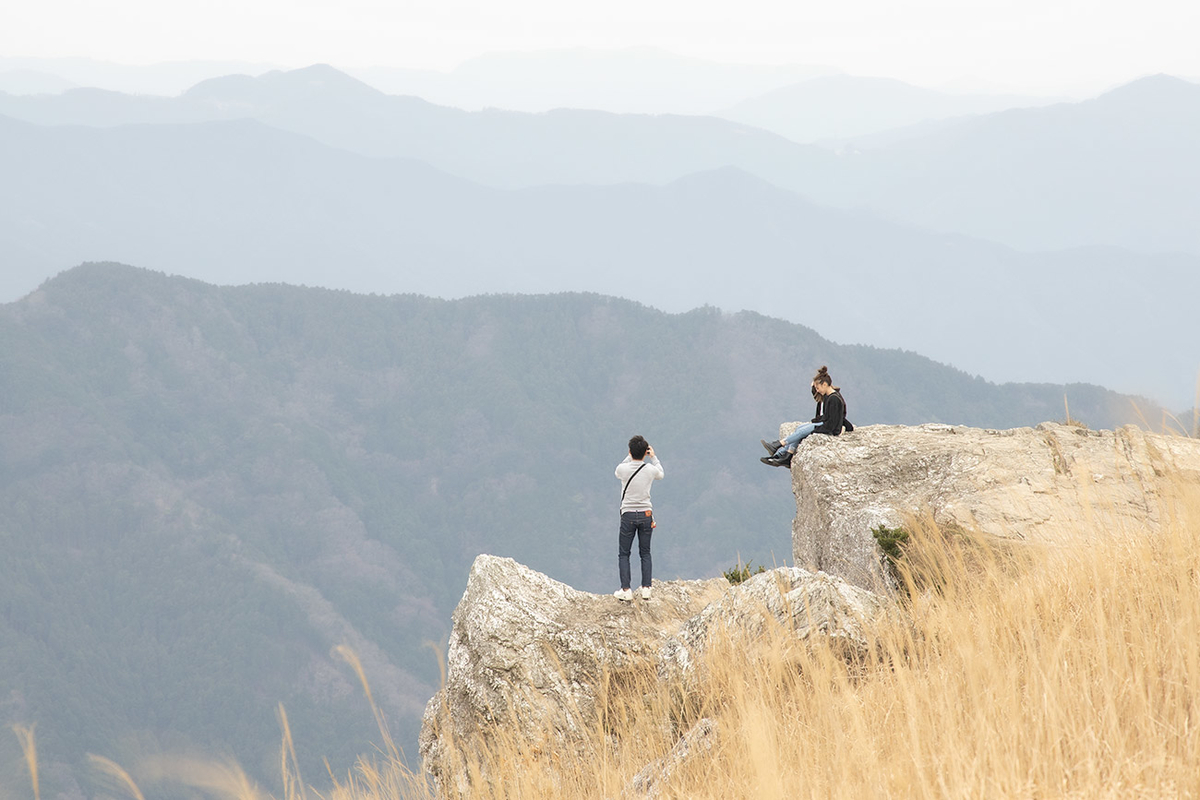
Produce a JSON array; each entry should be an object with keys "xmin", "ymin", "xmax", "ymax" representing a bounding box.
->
[{"xmin": 0, "ymin": 263, "xmax": 1152, "ymax": 794}]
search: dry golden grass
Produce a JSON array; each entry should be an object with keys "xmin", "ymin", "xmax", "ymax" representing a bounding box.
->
[
  {"xmin": 398, "ymin": 484, "xmax": 1200, "ymax": 800},
  {"xmin": 13, "ymin": 483, "xmax": 1200, "ymax": 799},
  {"xmin": 12, "ymin": 724, "xmax": 40, "ymax": 800},
  {"xmin": 86, "ymin": 753, "xmax": 146, "ymax": 800}
]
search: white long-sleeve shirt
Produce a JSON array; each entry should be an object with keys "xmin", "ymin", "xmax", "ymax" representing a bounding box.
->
[{"xmin": 615, "ymin": 454, "xmax": 664, "ymax": 513}]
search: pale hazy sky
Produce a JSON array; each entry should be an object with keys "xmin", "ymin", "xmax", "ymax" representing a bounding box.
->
[{"xmin": 3, "ymin": 0, "xmax": 1199, "ymax": 93}]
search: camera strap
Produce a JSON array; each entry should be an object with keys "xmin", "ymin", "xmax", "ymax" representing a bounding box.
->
[{"xmin": 621, "ymin": 463, "xmax": 648, "ymax": 503}]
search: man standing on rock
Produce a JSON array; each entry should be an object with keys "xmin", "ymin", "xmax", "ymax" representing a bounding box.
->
[{"xmin": 614, "ymin": 435, "xmax": 663, "ymax": 602}]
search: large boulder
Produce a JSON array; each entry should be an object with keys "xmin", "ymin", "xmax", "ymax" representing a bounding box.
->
[
  {"xmin": 418, "ymin": 556, "xmax": 727, "ymax": 791},
  {"xmin": 418, "ymin": 555, "xmax": 880, "ymax": 791},
  {"xmin": 784, "ymin": 422, "xmax": 1200, "ymax": 591}
]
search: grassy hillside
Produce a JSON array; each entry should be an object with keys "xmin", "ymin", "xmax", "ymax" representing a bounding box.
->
[
  {"xmin": 0, "ymin": 262, "xmax": 1157, "ymax": 796},
  {"xmin": 339, "ymin": 490, "xmax": 1200, "ymax": 799}
]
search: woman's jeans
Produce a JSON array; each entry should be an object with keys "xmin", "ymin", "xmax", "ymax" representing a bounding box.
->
[
  {"xmin": 774, "ymin": 422, "xmax": 816, "ymax": 456},
  {"xmin": 618, "ymin": 511, "xmax": 654, "ymax": 589}
]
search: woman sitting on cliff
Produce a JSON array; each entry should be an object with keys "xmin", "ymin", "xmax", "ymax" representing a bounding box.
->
[{"xmin": 760, "ymin": 365, "xmax": 852, "ymax": 467}]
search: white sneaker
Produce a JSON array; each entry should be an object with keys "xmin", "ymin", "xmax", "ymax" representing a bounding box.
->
[
  {"xmin": 613, "ymin": 588, "xmax": 633, "ymax": 601},
  {"xmin": 640, "ymin": 586, "xmax": 652, "ymax": 600}
]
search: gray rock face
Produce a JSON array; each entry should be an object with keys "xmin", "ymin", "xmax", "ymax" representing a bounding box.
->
[
  {"xmin": 784, "ymin": 422, "xmax": 1200, "ymax": 591},
  {"xmin": 660, "ymin": 566, "xmax": 882, "ymax": 677},
  {"xmin": 418, "ymin": 556, "xmax": 728, "ymax": 791},
  {"xmin": 418, "ymin": 555, "xmax": 880, "ymax": 790}
]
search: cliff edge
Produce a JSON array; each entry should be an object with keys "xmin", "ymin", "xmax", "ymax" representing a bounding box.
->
[
  {"xmin": 418, "ymin": 556, "xmax": 880, "ymax": 792},
  {"xmin": 784, "ymin": 422, "xmax": 1200, "ymax": 591}
]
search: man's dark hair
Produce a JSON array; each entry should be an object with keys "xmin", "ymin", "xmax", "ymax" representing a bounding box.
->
[{"xmin": 628, "ymin": 435, "xmax": 649, "ymax": 460}]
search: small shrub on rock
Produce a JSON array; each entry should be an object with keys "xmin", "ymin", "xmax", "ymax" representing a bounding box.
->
[
  {"xmin": 871, "ymin": 525, "xmax": 910, "ymax": 565},
  {"xmin": 724, "ymin": 560, "xmax": 767, "ymax": 585}
]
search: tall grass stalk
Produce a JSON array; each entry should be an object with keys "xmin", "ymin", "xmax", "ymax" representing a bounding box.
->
[
  {"xmin": 86, "ymin": 753, "xmax": 145, "ymax": 800},
  {"xmin": 278, "ymin": 703, "xmax": 308, "ymax": 800},
  {"xmin": 12, "ymin": 724, "xmax": 39, "ymax": 800},
  {"xmin": 323, "ymin": 645, "xmax": 434, "ymax": 800},
  {"xmin": 138, "ymin": 755, "xmax": 265, "ymax": 799}
]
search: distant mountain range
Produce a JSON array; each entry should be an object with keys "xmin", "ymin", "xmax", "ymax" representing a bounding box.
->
[
  {"xmin": 0, "ymin": 263, "xmax": 1160, "ymax": 795},
  {"xmin": 0, "ymin": 64, "xmax": 838, "ymax": 188},
  {"xmin": 716, "ymin": 74, "xmax": 1061, "ymax": 143},
  {"xmin": 826, "ymin": 74, "xmax": 1200, "ymax": 255},
  {"xmin": 0, "ymin": 67, "xmax": 79, "ymax": 95},
  {"xmin": 0, "ymin": 49, "xmax": 838, "ymax": 114},
  {"xmin": 2, "ymin": 108, "xmax": 1197, "ymax": 406},
  {"xmin": 0, "ymin": 56, "xmax": 281, "ymax": 96},
  {"xmin": 349, "ymin": 46, "xmax": 840, "ymax": 115},
  {"xmin": 3, "ymin": 66, "xmax": 1196, "ymax": 259}
]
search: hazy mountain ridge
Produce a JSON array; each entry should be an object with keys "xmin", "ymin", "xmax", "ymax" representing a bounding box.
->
[
  {"xmin": 828, "ymin": 74, "xmax": 1200, "ymax": 253},
  {"xmin": 0, "ymin": 55, "xmax": 281, "ymax": 96},
  {"xmin": 2, "ymin": 111, "xmax": 1197, "ymax": 406},
  {"xmin": 716, "ymin": 73, "xmax": 1061, "ymax": 143},
  {"xmin": 2, "ymin": 65, "xmax": 1196, "ymax": 262},
  {"xmin": 0, "ymin": 50, "xmax": 837, "ymax": 113},
  {"xmin": 0, "ymin": 68, "xmax": 79, "ymax": 95},
  {"xmin": 0, "ymin": 63, "xmax": 838, "ymax": 190},
  {"xmin": 361, "ymin": 46, "xmax": 838, "ymax": 114},
  {"xmin": 0, "ymin": 263, "xmax": 1157, "ymax": 794}
]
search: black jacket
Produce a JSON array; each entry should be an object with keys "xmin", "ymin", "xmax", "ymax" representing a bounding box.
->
[{"xmin": 812, "ymin": 391, "xmax": 850, "ymax": 435}]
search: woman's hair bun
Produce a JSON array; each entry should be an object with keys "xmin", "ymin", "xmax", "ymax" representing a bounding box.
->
[{"xmin": 817, "ymin": 366, "xmax": 828, "ymax": 375}]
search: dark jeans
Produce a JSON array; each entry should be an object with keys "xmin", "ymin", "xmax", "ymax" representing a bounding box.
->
[{"xmin": 619, "ymin": 510, "xmax": 654, "ymax": 590}]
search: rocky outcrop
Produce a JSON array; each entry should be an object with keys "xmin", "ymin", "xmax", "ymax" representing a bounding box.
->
[
  {"xmin": 418, "ymin": 555, "xmax": 881, "ymax": 791},
  {"xmin": 419, "ymin": 422, "xmax": 1200, "ymax": 789},
  {"xmin": 784, "ymin": 422, "xmax": 1200, "ymax": 591}
]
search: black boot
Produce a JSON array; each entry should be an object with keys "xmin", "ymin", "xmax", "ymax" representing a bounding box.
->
[
  {"xmin": 760, "ymin": 455, "xmax": 787, "ymax": 467},
  {"xmin": 761, "ymin": 439, "xmax": 782, "ymax": 455}
]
